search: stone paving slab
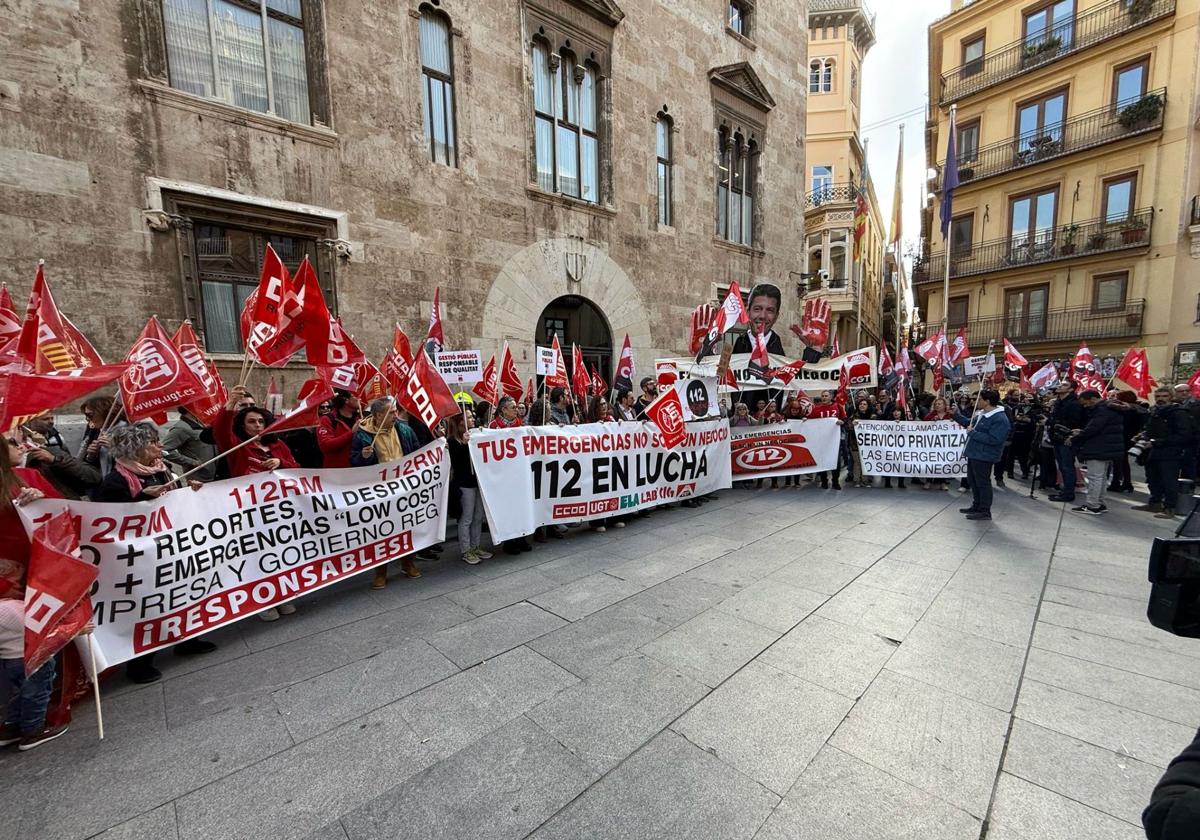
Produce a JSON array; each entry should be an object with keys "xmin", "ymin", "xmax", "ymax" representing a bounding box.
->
[
  {"xmin": 759, "ymin": 614, "xmax": 897, "ymax": 700},
  {"xmin": 985, "ymin": 773, "xmax": 1143, "ymax": 840}
]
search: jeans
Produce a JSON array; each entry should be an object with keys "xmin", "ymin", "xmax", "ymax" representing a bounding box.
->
[
  {"xmin": 967, "ymin": 458, "xmax": 994, "ymax": 514},
  {"xmin": 457, "ymin": 486, "xmax": 485, "ymax": 552},
  {"xmin": 1083, "ymin": 460, "xmax": 1111, "ymax": 508},
  {"xmin": 1054, "ymin": 444, "xmax": 1078, "ymax": 499},
  {"xmin": 1147, "ymin": 458, "xmax": 1181, "ymax": 510},
  {"xmin": 3, "ymin": 656, "xmax": 56, "ymax": 734},
  {"xmin": 1111, "ymin": 454, "xmax": 1132, "ymax": 489}
]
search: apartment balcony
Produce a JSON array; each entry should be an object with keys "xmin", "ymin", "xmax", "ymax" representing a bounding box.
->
[
  {"xmin": 913, "ymin": 208, "xmax": 1153, "ymax": 285},
  {"xmin": 799, "ymin": 276, "xmax": 858, "ymax": 316},
  {"xmin": 805, "ymin": 183, "xmax": 858, "ymax": 209},
  {"xmin": 939, "ymin": 0, "xmax": 1176, "ymax": 105},
  {"xmin": 964, "ymin": 299, "xmax": 1145, "ymax": 347},
  {"xmin": 934, "ymin": 91, "xmax": 1166, "ymax": 190}
]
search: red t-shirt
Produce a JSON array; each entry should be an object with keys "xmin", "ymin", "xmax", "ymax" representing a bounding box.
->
[{"xmin": 808, "ymin": 402, "xmax": 842, "ymax": 420}]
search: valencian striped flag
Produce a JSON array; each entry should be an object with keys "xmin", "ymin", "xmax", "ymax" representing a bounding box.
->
[
  {"xmin": 852, "ymin": 181, "xmax": 869, "ymax": 262},
  {"xmin": 15, "ymin": 262, "xmax": 104, "ymax": 373}
]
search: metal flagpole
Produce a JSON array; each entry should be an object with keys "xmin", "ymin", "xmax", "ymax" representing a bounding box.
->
[{"xmin": 941, "ymin": 104, "xmax": 958, "ymax": 398}]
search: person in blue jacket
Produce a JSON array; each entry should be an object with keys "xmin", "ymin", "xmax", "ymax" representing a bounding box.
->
[{"xmin": 954, "ymin": 388, "xmax": 1011, "ymax": 521}]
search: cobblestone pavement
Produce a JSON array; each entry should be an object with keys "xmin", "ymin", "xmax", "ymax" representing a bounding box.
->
[{"xmin": 2, "ymin": 480, "xmax": 1190, "ymax": 840}]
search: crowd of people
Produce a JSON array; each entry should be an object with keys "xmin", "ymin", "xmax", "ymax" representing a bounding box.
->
[{"xmin": 0, "ymin": 367, "xmax": 1196, "ymax": 752}]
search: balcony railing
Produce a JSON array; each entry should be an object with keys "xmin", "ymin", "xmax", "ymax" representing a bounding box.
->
[
  {"xmin": 964, "ymin": 299, "xmax": 1145, "ymax": 346},
  {"xmin": 805, "ymin": 183, "xmax": 858, "ymax": 209},
  {"xmin": 939, "ymin": 0, "xmax": 1176, "ymax": 104},
  {"xmin": 935, "ymin": 91, "xmax": 1166, "ymax": 190},
  {"xmin": 914, "ymin": 208, "xmax": 1153, "ymax": 284},
  {"xmin": 798, "ymin": 276, "xmax": 853, "ymax": 296}
]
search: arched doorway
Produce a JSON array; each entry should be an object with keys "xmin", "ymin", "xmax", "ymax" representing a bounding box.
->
[{"xmin": 537, "ymin": 295, "xmax": 613, "ymax": 385}]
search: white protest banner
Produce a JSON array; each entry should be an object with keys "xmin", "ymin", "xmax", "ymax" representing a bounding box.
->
[
  {"xmin": 536, "ymin": 346, "xmax": 558, "ymax": 376},
  {"xmin": 670, "ymin": 347, "xmax": 877, "ymax": 392},
  {"xmin": 729, "ymin": 418, "xmax": 841, "ymax": 480},
  {"xmin": 470, "ymin": 420, "xmax": 731, "ymax": 541},
  {"xmin": 676, "ymin": 376, "xmax": 719, "ymax": 420},
  {"xmin": 18, "ymin": 442, "xmax": 451, "ymax": 666},
  {"xmin": 963, "ymin": 354, "xmax": 996, "ymax": 377},
  {"xmin": 854, "ymin": 419, "xmax": 967, "ymax": 477},
  {"xmin": 436, "ymin": 350, "xmax": 483, "ymax": 383}
]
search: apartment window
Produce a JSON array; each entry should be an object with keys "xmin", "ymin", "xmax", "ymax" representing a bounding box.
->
[
  {"xmin": 716, "ymin": 128, "xmax": 757, "ymax": 245},
  {"xmin": 532, "ymin": 41, "xmax": 600, "ymax": 202},
  {"xmin": 1113, "ymin": 57, "xmax": 1149, "ymax": 106},
  {"xmin": 1009, "ymin": 186, "xmax": 1058, "ymax": 252},
  {"xmin": 957, "ymin": 120, "xmax": 981, "ymax": 163},
  {"xmin": 851, "ymin": 65, "xmax": 858, "ymax": 105},
  {"xmin": 419, "ymin": 8, "xmax": 456, "ymax": 167},
  {"xmin": 1102, "ymin": 173, "xmax": 1137, "ymax": 223},
  {"xmin": 656, "ymin": 112, "xmax": 673, "ymax": 227},
  {"xmin": 962, "ymin": 34, "xmax": 985, "ymax": 75},
  {"xmin": 728, "ymin": 1, "xmax": 751, "ymax": 37},
  {"xmin": 160, "ymin": 0, "xmax": 314, "ymax": 124},
  {"xmin": 809, "ymin": 59, "xmax": 834, "ymax": 94},
  {"xmin": 1016, "ymin": 88, "xmax": 1067, "ymax": 144},
  {"xmin": 1005, "ymin": 284, "xmax": 1050, "ymax": 340},
  {"xmin": 806, "ymin": 232, "xmax": 824, "ymax": 277},
  {"xmin": 948, "ymin": 295, "xmax": 970, "ymax": 328},
  {"xmin": 950, "ymin": 214, "xmax": 974, "ymax": 255},
  {"xmin": 829, "ymin": 229, "xmax": 850, "ymax": 282},
  {"xmin": 810, "ymin": 165, "xmax": 834, "ymax": 202},
  {"xmin": 1092, "ymin": 272, "xmax": 1128, "ymax": 312},
  {"xmin": 1024, "ymin": 0, "xmax": 1075, "ymax": 49}
]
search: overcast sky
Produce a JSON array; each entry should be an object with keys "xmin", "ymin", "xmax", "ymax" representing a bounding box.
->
[{"xmin": 859, "ymin": 1, "xmax": 949, "ymax": 267}]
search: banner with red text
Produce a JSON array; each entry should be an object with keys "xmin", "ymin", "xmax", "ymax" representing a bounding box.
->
[
  {"xmin": 729, "ymin": 418, "xmax": 842, "ymax": 480},
  {"xmin": 470, "ymin": 420, "xmax": 732, "ymax": 541},
  {"xmin": 17, "ymin": 441, "xmax": 450, "ymax": 667}
]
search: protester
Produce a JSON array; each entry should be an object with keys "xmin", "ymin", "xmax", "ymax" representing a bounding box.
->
[
  {"xmin": 729, "ymin": 402, "xmax": 756, "ymax": 427},
  {"xmin": 920, "ymin": 397, "xmax": 955, "ymax": 490},
  {"xmin": 883, "ymin": 405, "xmax": 909, "ymax": 489},
  {"xmin": 446, "ymin": 412, "xmax": 493, "ymax": 566},
  {"xmin": 161, "ymin": 406, "xmax": 217, "ymax": 481},
  {"xmin": 1006, "ymin": 393, "xmax": 1037, "ymax": 480},
  {"xmin": 808, "ymin": 390, "xmax": 843, "ymax": 490},
  {"xmin": 613, "ymin": 389, "xmax": 637, "ymax": 421},
  {"xmin": 1144, "ymin": 726, "xmax": 1200, "ymax": 840},
  {"xmin": 317, "ymin": 390, "xmax": 361, "ymax": 468},
  {"xmin": 1175, "ymin": 383, "xmax": 1200, "ymax": 484},
  {"xmin": 1109, "ymin": 390, "xmax": 1146, "ymax": 493},
  {"xmin": 634, "ymin": 377, "xmax": 658, "ymax": 419},
  {"xmin": 1067, "ymin": 389, "xmax": 1124, "ymax": 515},
  {"xmin": 92, "ymin": 424, "xmax": 218, "ymax": 681},
  {"xmin": 847, "ymin": 399, "xmax": 874, "ymax": 488},
  {"xmin": 351, "ymin": 397, "xmax": 420, "ymax": 467},
  {"xmin": 548, "ymin": 388, "xmax": 572, "ymax": 425},
  {"xmin": 213, "ymin": 387, "xmax": 300, "ymax": 478},
  {"xmin": 17, "ymin": 423, "xmax": 100, "ymax": 500},
  {"xmin": 490, "ymin": 396, "xmax": 524, "ymax": 429},
  {"xmin": 1048, "ymin": 380, "xmax": 1086, "ymax": 502},
  {"xmin": 992, "ymin": 391, "xmax": 1018, "ymax": 488},
  {"xmin": 954, "ymin": 388, "xmax": 1011, "ymax": 521},
  {"xmin": 78, "ymin": 395, "xmax": 127, "ymax": 477},
  {"xmin": 1133, "ymin": 386, "xmax": 1197, "ymax": 519}
]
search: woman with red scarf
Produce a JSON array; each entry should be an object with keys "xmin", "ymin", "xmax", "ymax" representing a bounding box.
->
[{"xmin": 489, "ymin": 396, "xmax": 524, "ymax": 429}]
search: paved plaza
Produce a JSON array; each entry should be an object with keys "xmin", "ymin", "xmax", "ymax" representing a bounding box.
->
[{"xmin": 1, "ymin": 482, "xmax": 1191, "ymax": 840}]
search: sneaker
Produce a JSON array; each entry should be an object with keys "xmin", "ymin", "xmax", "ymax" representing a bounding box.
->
[
  {"xmin": 462, "ymin": 549, "xmax": 482, "ymax": 565},
  {"xmin": 475, "ymin": 548, "xmax": 493, "ymax": 560},
  {"xmin": 964, "ymin": 512, "xmax": 992, "ymax": 521},
  {"xmin": 259, "ymin": 607, "xmax": 281, "ymax": 622},
  {"xmin": 592, "ymin": 525, "xmax": 607, "ymax": 533},
  {"xmin": 1156, "ymin": 509, "xmax": 1179, "ymax": 519},
  {"xmin": 18, "ymin": 723, "xmax": 68, "ymax": 751},
  {"xmin": 613, "ymin": 521, "xmax": 626, "ymax": 528},
  {"xmin": 1072, "ymin": 505, "xmax": 1105, "ymax": 515},
  {"xmin": 277, "ymin": 603, "xmax": 296, "ymax": 615},
  {"xmin": 1133, "ymin": 502, "xmax": 1164, "ymax": 512},
  {"xmin": 0, "ymin": 723, "xmax": 21, "ymax": 746}
]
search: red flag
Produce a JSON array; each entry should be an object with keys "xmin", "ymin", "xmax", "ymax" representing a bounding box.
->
[
  {"xmin": 1029, "ymin": 362, "xmax": 1059, "ymax": 391},
  {"xmin": 1003, "ymin": 338, "xmax": 1028, "ymax": 368},
  {"xmin": 426, "ymin": 288, "xmax": 445, "ymax": 357},
  {"xmin": 879, "ymin": 344, "xmax": 895, "ymax": 381},
  {"xmin": 119, "ymin": 317, "xmax": 207, "ymax": 424},
  {"xmin": 315, "ymin": 360, "xmax": 378, "ymax": 397},
  {"xmin": 830, "ymin": 333, "xmax": 841, "ymax": 359},
  {"xmin": 398, "ymin": 347, "xmax": 460, "ymax": 430},
  {"xmin": 0, "ymin": 364, "xmax": 129, "ymax": 432},
  {"xmin": 546, "ymin": 335, "xmax": 568, "ymax": 388},
  {"xmin": 362, "ymin": 372, "xmax": 388, "ymax": 402},
  {"xmin": 0, "ymin": 284, "xmax": 21, "ymax": 347},
  {"xmin": 696, "ymin": 283, "xmax": 750, "ymax": 360},
  {"xmin": 948, "ymin": 328, "xmax": 970, "ymax": 363},
  {"xmin": 895, "ymin": 342, "xmax": 912, "ymax": 376},
  {"xmin": 643, "ymin": 385, "xmax": 687, "ymax": 449},
  {"xmin": 896, "ymin": 382, "xmax": 908, "ymax": 410},
  {"xmin": 256, "ymin": 257, "xmax": 331, "ymax": 367},
  {"xmin": 590, "ymin": 365, "xmax": 607, "ymax": 397},
  {"xmin": 264, "ymin": 380, "xmax": 335, "ymax": 435},
  {"xmin": 392, "ymin": 324, "xmax": 414, "ymax": 370},
  {"xmin": 689, "ymin": 305, "xmax": 717, "ymax": 356},
  {"xmin": 297, "ymin": 377, "xmax": 327, "ymax": 403},
  {"xmin": 914, "ymin": 329, "xmax": 945, "ymax": 365},
  {"xmin": 24, "ymin": 511, "xmax": 96, "ymax": 676},
  {"xmin": 1115, "ymin": 348, "xmax": 1152, "ymax": 398},
  {"xmin": 500, "ymin": 343, "xmax": 523, "ymax": 400},
  {"xmin": 308, "ymin": 318, "xmax": 366, "ymax": 368},
  {"xmin": 1071, "ymin": 341, "xmax": 1106, "ymax": 395},
  {"xmin": 836, "ymin": 360, "xmax": 850, "ymax": 409},
  {"xmin": 1188, "ymin": 368, "xmax": 1200, "ymax": 398},
  {"xmin": 249, "ymin": 244, "xmax": 292, "ymax": 329},
  {"xmin": 524, "ymin": 377, "xmax": 535, "ymax": 405},
  {"xmin": 474, "ymin": 355, "xmax": 498, "ymax": 404},
  {"xmin": 170, "ymin": 321, "xmax": 228, "ymax": 426},
  {"xmin": 614, "ymin": 334, "xmax": 635, "ymax": 392},
  {"xmin": 720, "ymin": 366, "xmax": 739, "ymax": 389},
  {"xmin": 267, "ymin": 376, "xmax": 280, "ymax": 402},
  {"xmin": 1018, "ymin": 367, "xmax": 1033, "ymax": 393},
  {"xmin": 571, "ymin": 344, "xmax": 590, "ymax": 401},
  {"xmin": 748, "ymin": 327, "xmax": 771, "ymax": 382},
  {"xmin": 16, "ymin": 263, "xmax": 104, "ymax": 373}
]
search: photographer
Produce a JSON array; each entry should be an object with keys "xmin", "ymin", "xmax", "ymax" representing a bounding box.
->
[
  {"xmin": 1133, "ymin": 386, "xmax": 1198, "ymax": 519},
  {"xmin": 1145, "ymin": 727, "xmax": 1200, "ymax": 840},
  {"xmin": 1048, "ymin": 380, "xmax": 1086, "ymax": 503},
  {"xmin": 1066, "ymin": 389, "xmax": 1123, "ymax": 515}
]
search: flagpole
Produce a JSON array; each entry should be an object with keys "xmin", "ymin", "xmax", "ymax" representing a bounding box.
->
[
  {"xmin": 940, "ymin": 104, "xmax": 957, "ymax": 399},
  {"xmin": 175, "ymin": 433, "xmax": 265, "ymax": 484},
  {"xmin": 86, "ymin": 634, "xmax": 104, "ymax": 740}
]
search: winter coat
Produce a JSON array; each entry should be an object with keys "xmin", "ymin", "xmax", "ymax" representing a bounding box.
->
[
  {"xmin": 1070, "ymin": 402, "xmax": 1125, "ymax": 461},
  {"xmin": 317, "ymin": 413, "xmax": 357, "ymax": 469},
  {"xmin": 955, "ymin": 407, "xmax": 1011, "ymax": 463},
  {"xmin": 1144, "ymin": 724, "xmax": 1200, "ymax": 840},
  {"xmin": 162, "ymin": 414, "xmax": 216, "ymax": 480},
  {"xmin": 1144, "ymin": 403, "xmax": 1198, "ymax": 461},
  {"xmin": 1051, "ymin": 393, "xmax": 1087, "ymax": 432}
]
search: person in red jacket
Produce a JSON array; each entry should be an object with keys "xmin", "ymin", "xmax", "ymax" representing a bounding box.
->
[
  {"xmin": 317, "ymin": 390, "xmax": 361, "ymax": 468},
  {"xmin": 213, "ymin": 387, "xmax": 301, "ymax": 478}
]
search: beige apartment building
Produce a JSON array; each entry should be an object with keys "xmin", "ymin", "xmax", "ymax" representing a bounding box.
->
[{"xmin": 917, "ymin": 0, "xmax": 1200, "ymax": 381}]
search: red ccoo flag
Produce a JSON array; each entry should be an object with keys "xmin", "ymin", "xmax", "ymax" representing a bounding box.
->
[
  {"xmin": 265, "ymin": 380, "xmax": 335, "ymax": 435},
  {"xmin": 254, "ymin": 257, "xmax": 328, "ymax": 366},
  {"xmin": 0, "ymin": 284, "xmax": 21, "ymax": 347},
  {"xmin": 614, "ymin": 334, "xmax": 635, "ymax": 392},
  {"xmin": 474, "ymin": 355, "xmax": 498, "ymax": 404},
  {"xmin": 15, "ymin": 263, "xmax": 104, "ymax": 373},
  {"xmin": 426, "ymin": 288, "xmax": 445, "ymax": 358},
  {"xmin": 1115, "ymin": 347, "xmax": 1153, "ymax": 398},
  {"xmin": 546, "ymin": 335, "xmax": 568, "ymax": 389},
  {"xmin": 500, "ymin": 343, "xmax": 523, "ymax": 400},
  {"xmin": 571, "ymin": 343, "xmax": 590, "ymax": 401},
  {"xmin": 119, "ymin": 316, "xmax": 207, "ymax": 425},
  {"xmin": 315, "ymin": 360, "xmax": 379, "ymax": 398},
  {"xmin": 948, "ymin": 328, "xmax": 970, "ymax": 363},
  {"xmin": 171, "ymin": 321, "xmax": 228, "ymax": 426},
  {"xmin": 309, "ymin": 318, "xmax": 366, "ymax": 369},
  {"xmin": 1003, "ymin": 338, "xmax": 1028, "ymax": 368},
  {"xmin": 643, "ymin": 384, "xmax": 687, "ymax": 449},
  {"xmin": 0, "ymin": 364, "xmax": 130, "ymax": 433},
  {"xmin": 24, "ymin": 510, "xmax": 97, "ymax": 676},
  {"xmin": 398, "ymin": 344, "xmax": 460, "ymax": 430}
]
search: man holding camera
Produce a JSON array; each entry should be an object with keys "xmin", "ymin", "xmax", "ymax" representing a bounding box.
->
[
  {"xmin": 1066, "ymin": 389, "xmax": 1124, "ymax": 515},
  {"xmin": 1133, "ymin": 386, "xmax": 1198, "ymax": 519},
  {"xmin": 1048, "ymin": 379, "xmax": 1087, "ymax": 502}
]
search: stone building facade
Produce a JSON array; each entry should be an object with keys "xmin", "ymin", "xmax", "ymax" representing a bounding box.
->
[{"xmin": 0, "ymin": 0, "xmax": 809, "ymax": 398}]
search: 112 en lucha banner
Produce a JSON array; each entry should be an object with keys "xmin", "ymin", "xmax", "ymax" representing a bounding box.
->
[
  {"xmin": 18, "ymin": 441, "xmax": 451, "ymax": 667},
  {"xmin": 470, "ymin": 421, "xmax": 732, "ymax": 542}
]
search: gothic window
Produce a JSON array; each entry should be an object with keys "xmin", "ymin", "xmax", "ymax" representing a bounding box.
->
[
  {"xmin": 531, "ymin": 41, "xmax": 602, "ymax": 202},
  {"xmin": 419, "ymin": 7, "xmax": 456, "ymax": 166},
  {"xmin": 716, "ymin": 127, "xmax": 757, "ymax": 246}
]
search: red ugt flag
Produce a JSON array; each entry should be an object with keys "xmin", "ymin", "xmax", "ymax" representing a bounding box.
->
[
  {"xmin": 120, "ymin": 317, "xmax": 207, "ymax": 425},
  {"xmin": 0, "ymin": 364, "xmax": 130, "ymax": 433},
  {"xmin": 643, "ymin": 385, "xmax": 687, "ymax": 449},
  {"xmin": 590, "ymin": 365, "xmax": 607, "ymax": 397},
  {"xmin": 398, "ymin": 347, "xmax": 461, "ymax": 430},
  {"xmin": 171, "ymin": 321, "xmax": 227, "ymax": 426},
  {"xmin": 24, "ymin": 511, "xmax": 97, "ymax": 676},
  {"xmin": 16, "ymin": 263, "xmax": 104, "ymax": 373},
  {"xmin": 474, "ymin": 355, "xmax": 498, "ymax": 404},
  {"xmin": 500, "ymin": 343, "xmax": 523, "ymax": 400},
  {"xmin": 614, "ymin": 334, "xmax": 635, "ymax": 392},
  {"xmin": 1115, "ymin": 348, "xmax": 1152, "ymax": 398}
]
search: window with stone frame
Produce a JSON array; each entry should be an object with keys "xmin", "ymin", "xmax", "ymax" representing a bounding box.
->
[
  {"xmin": 710, "ymin": 63, "xmax": 772, "ymax": 250},
  {"xmin": 525, "ymin": 2, "xmax": 616, "ymax": 205},
  {"xmin": 157, "ymin": 0, "xmax": 327, "ymax": 125},
  {"xmin": 162, "ymin": 193, "xmax": 339, "ymax": 354},
  {"xmin": 656, "ymin": 111, "xmax": 673, "ymax": 227},
  {"xmin": 419, "ymin": 5, "xmax": 457, "ymax": 167},
  {"xmin": 728, "ymin": 1, "xmax": 753, "ymax": 38},
  {"xmin": 716, "ymin": 125, "xmax": 758, "ymax": 246}
]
